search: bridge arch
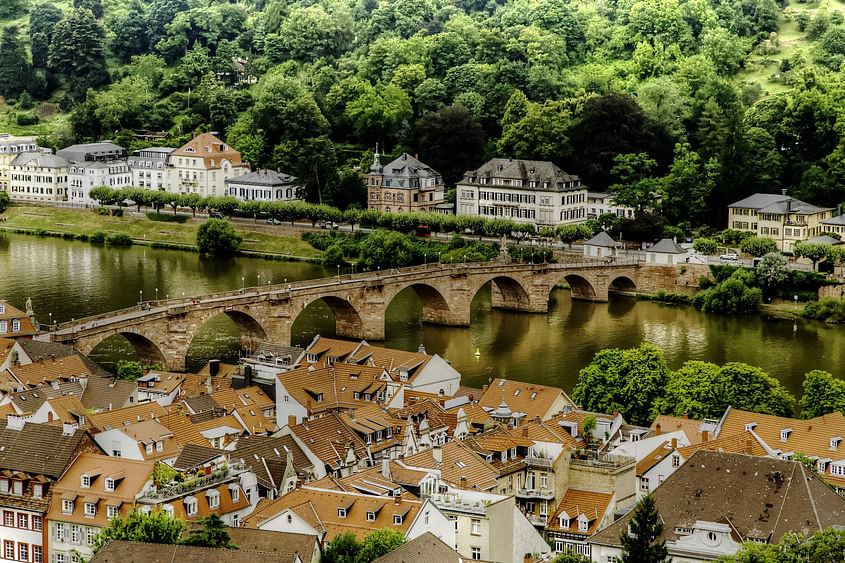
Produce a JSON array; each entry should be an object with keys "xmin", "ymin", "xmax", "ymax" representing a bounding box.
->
[
  {"xmin": 385, "ymin": 282, "xmax": 454, "ymax": 325},
  {"xmin": 609, "ymin": 275, "xmax": 637, "ymax": 294},
  {"xmin": 475, "ymin": 275, "xmax": 532, "ymax": 312},
  {"xmin": 188, "ymin": 309, "xmax": 270, "ymax": 359},
  {"xmin": 562, "ymin": 274, "xmax": 597, "ymax": 301},
  {"xmin": 292, "ymin": 295, "xmax": 365, "ymax": 342},
  {"xmin": 88, "ymin": 331, "xmax": 169, "ymax": 369}
]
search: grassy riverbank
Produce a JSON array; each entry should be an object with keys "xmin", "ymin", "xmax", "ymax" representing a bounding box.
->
[{"xmin": 0, "ymin": 205, "xmax": 322, "ymax": 260}]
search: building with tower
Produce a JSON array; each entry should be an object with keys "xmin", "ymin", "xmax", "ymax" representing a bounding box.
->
[{"xmin": 365, "ymin": 151, "xmax": 445, "ymax": 213}]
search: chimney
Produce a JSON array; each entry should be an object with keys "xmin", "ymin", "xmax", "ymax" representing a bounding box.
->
[
  {"xmin": 701, "ymin": 430, "xmax": 709, "ymax": 442},
  {"xmin": 208, "ymin": 359, "xmax": 220, "ymax": 377},
  {"xmin": 460, "ymin": 476, "xmax": 467, "ymax": 488},
  {"xmin": 244, "ymin": 365, "xmax": 253, "ymax": 387},
  {"xmin": 6, "ymin": 415, "xmax": 25, "ymax": 431},
  {"xmin": 432, "ymin": 445, "xmax": 442, "ymax": 464},
  {"xmin": 782, "ymin": 188, "xmax": 787, "ymax": 196},
  {"xmin": 381, "ymin": 458, "xmax": 391, "ymax": 479},
  {"xmin": 671, "ymin": 438, "xmax": 677, "ymax": 450},
  {"xmin": 288, "ymin": 415, "xmax": 296, "ymax": 427},
  {"xmin": 483, "ymin": 384, "xmax": 488, "ymax": 393},
  {"xmin": 522, "ymin": 426, "xmax": 529, "ymax": 437},
  {"xmin": 79, "ymin": 373, "xmax": 89, "ymax": 392},
  {"xmin": 62, "ymin": 421, "xmax": 78, "ymax": 436},
  {"xmin": 417, "ymin": 344, "xmax": 426, "ymax": 355},
  {"xmin": 655, "ymin": 423, "xmax": 661, "ymax": 436},
  {"xmin": 205, "ymin": 374, "xmax": 213, "ymax": 395},
  {"xmin": 306, "ymin": 400, "xmax": 312, "ymax": 416}
]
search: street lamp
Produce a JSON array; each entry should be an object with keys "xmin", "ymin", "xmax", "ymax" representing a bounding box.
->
[
  {"xmin": 139, "ymin": 289, "xmax": 143, "ymax": 302},
  {"xmin": 337, "ymin": 264, "xmax": 340, "ymax": 279},
  {"xmin": 155, "ymin": 288, "xmax": 159, "ymax": 301},
  {"xmin": 424, "ymin": 253, "xmax": 427, "ymax": 266},
  {"xmin": 257, "ymin": 274, "xmax": 261, "ymax": 286},
  {"xmin": 241, "ymin": 276, "xmax": 245, "ymax": 290}
]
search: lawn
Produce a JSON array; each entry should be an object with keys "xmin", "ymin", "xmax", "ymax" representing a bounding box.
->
[{"xmin": 0, "ymin": 205, "xmax": 322, "ymax": 259}]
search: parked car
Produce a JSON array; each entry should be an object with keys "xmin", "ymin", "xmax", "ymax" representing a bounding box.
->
[
  {"xmin": 719, "ymin": 253, "xmax": 739, "ymax": 261},
  {"xmin": 266, "ymin": 217, "xmax": 282, "ymax": 225},
  {"xmin": 320, "ymin": 221, "xmax": 339, "ymax": 230},
  {"xmin": 209, "ymin": 211, "xmax": 225, "ymax": 219}
]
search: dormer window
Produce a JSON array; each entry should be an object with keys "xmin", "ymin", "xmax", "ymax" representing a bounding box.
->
[
  {"xmin": 780, "ymin": 429, "xmax": 792, "ymax": 441},
  {"xmin": 559, "ymin": 512, "xmax": 570, "ymax": 529},
  {"xmin": 366, "ymin": 511, "xmax": 376, "ymax": 522},
  {"xmin": 306, "ymin": 353, "xmax": 317, "ymax": 362},
  {"xmin": 831, "ymin": 437, "xmax": 842, "ymax": 450},
  {"xmin": 84, "ymin": 502, "xmax": 97, "ymax": 517},
  {"xmin": 376, "ymin": 430, "xmax": 383, "ymax": 441},
  {"xmin": 185, "ymin": 498, "xmax": 198, "ymax": 517},
  {"xmin": 81, "ymin": 474, "xmax": 91, "ymax": 488},
  {"xmin": 105, "ymin": 478, "xmax": 115, "ymax": 492},
  {"xmin": 62, "ymin": 499, "xmax": 74, "ymax": 514},
  {"xmin": 338, "ymin": 508, "xmax": 347, "ymax": 518},
  {"xmin": 145, "ymin": 442, "xmax": 153, "ymax": 454},
  {"xmin": 501, "ymin": 450, "xmax": 508, "ymax": 462},
  {"xmin": 156, "ymin": 440, "xmax": 163, "ymax": 452},
  {"xmin": 231, "ymin": 487, "xmax": 239, "ymax": 502},
  {"xmin": 0, "ymin": 479, "xmax": 9, "ymax": 494},
  {"xmin": 316, "ymin": 394, "xmax": 323, "ymax": 403},
  {"xmin": 578, "ymin": 515, "xmax": 589, "ymax": 532},
  {"xmin": 207, "ymin": 490, "xmax": 220, "ymax": 509},
  {"xmin": 364, "ymin": 393, "xmax": 371, "ymax": 401},
  {"xmin": 510, "ymin": 447, "xmax": 517, "ymax": 458},
  {"xmin": 745, "ymin": 422, "xmax": 757, "ymax": 432},
  {"xmin": 354, "ymin": 392, "xmax": 360, "ymax": 400},
  {"xmin": 32, "ymin": 484, "xmax": 43, "ymax": 499},
  {"xmin": 393, "ymin": 514, "xmax": 403, "ymax": 525}
]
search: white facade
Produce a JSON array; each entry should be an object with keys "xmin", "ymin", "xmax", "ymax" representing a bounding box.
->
[
  {"xmin": 591, "ymin": 520, "xmax": 742, "ymax": 563},
  {"xmin": 165, "ymin": 134, "xmax": 248, "ymax": 198},
  {"xmin": 127, "ymin": 148, "xmax": 174, "ymax": 191},
  {"xmin": 0, "ymin": 506, "xmax": 44, "ymax": 563},
  {"xmin": 0, "ymin": 136, "xmax": 40, "ymax": 196},
  {"xmin": 67, "ymin": 161, "xmax": 132, "ymax": 205},
  {"xmin": 7, "ymin": 153, "xmax": 69, "ymax": 202},
  {"xmin": 224, "ymin": 169, "xmax": 300, "ymax": 203},
  {"xmin": 586, "ymin": 192, "xmax": 636, "ymax": 220},
  {"xmin": 402, "ymin": 355, "xmax": 462, "ymax": 396},
  {"xmin": 48, "ymin": 519, "xmax": 102, "ymax": 563}
]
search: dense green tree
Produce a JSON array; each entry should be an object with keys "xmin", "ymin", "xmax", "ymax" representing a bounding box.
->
[
  {"xmin": 0, "ymin": 27, "xmax": 31, "ymax": 100},
  {"xmin": 800, "ymin": 369, "xmax": 845, "ymax": 419},
  {"xmin": 740, "ymin": 236, "xmax": 778, "ymax": 257},
  {"xmin": 109, "ymin": 1, "xmax": 148, "ymax": 62},
  {"xmin": 74, "ymin": 0, "xmax": 103, "ymax": 19},
  {"xmin": 49, "ymin": 7, "xmax": 108, "ymax": 100},
  {"xmin": 609, "ymin": 153, "xmax": 660, "ymax": 214},
  {"xmin": 793, "ymin": 242, "xmax": 829, "ymax": 270},
  {"xmin": 659, "ymin": 143, "xmax": 718, "ymax": 226},
  {"xmin": 146, "ymin": 0, "xmax": 191, "ymax": 51},
  {"xmin": 723, "ymin": 528, "xmax": 845, "ymax": 562},
  {"xmin": 692, "ymin": 268, "xmax": 762, "ymax": 314},
  {"xmin": 196, "ymin": 218, "xmax": 243, "ymax": 258},
  {"xmin": 355, "ymin": 528, "xmax": 406, "ymax": 562},
  {"xmin": 278, "ymin": 6, "xmax": 352, "ymax": 61},
  {"xmin": 346, "ymin": 82, "xmax": 413, "ymax": 147},
  {"xmin": 620, "ymin": 495, "xmax": 669, "ymax": 563},
  {"xmin": 756, "ymin": 252, "xmax": 789, "ymax": 293},
  {"xmin": 272, "ymin": 136, "xmax": 338, "ymax": 204},
  {"xmin": 0, "ymin": 192, "xmax": 10, "ymax": 214},
  {"xmin": 93, "ymin": 508, "xmax": 185, "ymax": 553},
  {"xmin": 0, "ymin": 0, "xmax": 28, "ymax": 19},
  {"xmin": 499, "ymin": 100, "xmax": 573, "ymax": 161},
  {"xmin": 693, "ymin": 237, "xmax": 718, "ymax": 255},
  {"xmin": 573, "ymin": 344, "xmax": 670, "ymax": 426},
  {"xmin": 414, "ymin": 105, "xmax": 485, "ymax": 186},
  {"xmin": 182, "ymin": 513, "xmax": 236, "ymax": 549},
  {"xmin": 116, "ymin": 360, "xmax": 144, "ymax": 381}
]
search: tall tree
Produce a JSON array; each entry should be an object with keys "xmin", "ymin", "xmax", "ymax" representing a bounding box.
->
[
  {"xmin": 182, "ymin": 513, "xmax": 236, "ymax": 549},
  {"xmin": 74, "ymin": 0, "xmax": 103, "ymax": 18},
  {"xmin": 414, "ymin": 104, "xmax": 485, "ymax": 187},
  {"xmin": 0, "ymin": 27, "xmax": 31, "ymax": 100},
  {"xmin": 48, "ymin": 7, "xmax": 108, "ymax": 101},
  {"xmin": 29, "ymin": 2, "xmax": 64, "ymax": 69},
  {"xmin": 620, "ymin": 495, "xmax": 669, "ymax": 563},
  {"xmin": 109, "ymin": 1, "xmax": 148, "ymax": 62},
  {"xmin": 93, "ymin": 509, "xmax": 185, "ymax": 554}
]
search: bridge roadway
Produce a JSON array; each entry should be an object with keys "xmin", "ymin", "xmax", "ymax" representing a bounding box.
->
[{"xmin": 50, "ymin": 258, "xmax": 673, "ymax": 371}]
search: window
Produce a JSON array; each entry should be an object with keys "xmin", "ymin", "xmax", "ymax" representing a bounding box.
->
[
  {"xmin": 81, "ymin": 474, "xmax": 91, "ymax": 488},
  {"xmin": 71, "ymin": 525, "xmax": 80, "ymax": 544},
  {"xmin": 56, "ymin": 523, "xmax": 65, "ymax": 541},
  {"xmin": 12, "ymin": 480, "xmax": 21, "ymax": 496},
  {"xmin": 84, "ymin": 502, "xmax": 97, "ymax": 517},
  {"xmin": 471, "ymin": 519, "xmax": 481, "ymax": 535},
  {"xmin": 338, "ymin": 508, "xmax": 347, "ymax": 518},
  {"xmin": 231, "ymin": 487, "xmax": 239, "ymax": 502},
  {"xmin": 540, "ymin": 473, "xmax": 548, "ymax": 488},
  {"xmin": 56, "ymin": 554, "xmax": 66, "ymax": 563},
  {"xmin": 540, "ymin": 501, "xmax": 548, "ymax": 517},
  {"xmin": 208, "ymin": 493, "xmax": 220, "ymax": 510},
  {"xmin": 87, "ymin": 527, "xmax": 96, "ymax": 545},
  {"xmin": 471, "ymin": 547, "xmax": 481, "ymax": 560},
  {"xmin": 640, "ymin": 477, "xmax": 649, "ymax": 491},
  {"xmin": 11, "ymin": 320, "xmax": 20, "ymax": 332},
  {"xmin": 0, "ymin": 479, "xmax": 8, "ymax": 493},
  {"xmin": 108, "ymin": 506, "xmax": 119, "ymax": 519},
  {"xmin": 156, "ymin": 440, "xmax": 164, "ymax": 452},
  {"xmin": 33, "ymin": 546, "xmax": 42, "ymax": 563},
  {"xmin": 578, "ymin": 517, "xmax": 589, "ymax": 532},
  {"xmin": 62, "ymin": 499, "xmax": 73, "ymax": 514},
  {"xmin": 33, "ymin": 483, "xmax": 43, "ymax": 498},
  {"xmin": 105, "ymin": 478, "xmax": 115, "ymax": 492},
  {"xmin": 186, "ymin": 501, "xmax": 198, "ymax": 517},
  {"xmin": 19, "ymin": 543, "xmax": 27, "ymax": 561},
  {"xmin": 32, "ymin": 516, "xmax": 42, "ymax": 531},
  {"xmin": 4, "ymin": 511, "xmax": 13, "ymax": 526},
  {"xmin": 366, "ymin": 511, "xmax": 375, "ymax": 522},
  {"xmin": 393, "ymin": 515, "xmax": 403, "ymax": 525},
  {"xmin": 5, "ymin": 541, "xmax": 13, "ymax": 560},
  {"xmin": 672, "ymin": 455, "xmax": 680, "ymax": 468},
  {"xmin": 18, "ymin": 513, "xmax": 27, "ymax": 528},
  {"xmin": 510, "ymin": 447, "xmax": 516, "ymax": 458},
  {"xmin": 145, "ymin": 442, "xmax": 153, "ymax": 454}
]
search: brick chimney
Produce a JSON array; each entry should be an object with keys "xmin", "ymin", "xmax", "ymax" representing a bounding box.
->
[
  {"xmin": 671, "ymin": 438, "xmax": 677, "ymax": 450},
  {"xmin": 522, "ymin": 426, "xmax": 529, "ymax": 437},
  {"xmin": 701, "ymin": 430, "xmax": 709, "ymax": 442},
  {"xmin": 655, "ymin": 423, "xmax": 661, "ymax": 436},
  {"xmin": 432, "ymin": 445, "xmax": 442, "ymax": 464}
]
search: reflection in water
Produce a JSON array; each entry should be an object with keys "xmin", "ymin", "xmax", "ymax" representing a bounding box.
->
[{"xmin": 1, "ymin": 232, "xmax": 843, "ymax": 396}]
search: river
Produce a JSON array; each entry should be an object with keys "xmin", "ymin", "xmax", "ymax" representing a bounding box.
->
[{"xmin": 1, "ymin": 232, "xmax": 842, "ymax": 398}]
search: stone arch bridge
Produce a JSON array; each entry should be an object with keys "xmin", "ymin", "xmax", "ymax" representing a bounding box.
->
[{"xmin": 51, "ymin": 259, "xmax": 680, "ymax": 371}]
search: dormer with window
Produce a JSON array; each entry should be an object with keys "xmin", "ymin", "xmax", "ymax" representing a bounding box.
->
[
  {"xmin": 780, "ymin": 428, "xmax": 792, "ymax": 442},
  {"xmin": 185, "ymin": 497, "xmax": 198, "ymax": 517},
  {"xmin": 577, "ymin": 513, "xmax": 590, "ymax": 532},
  {"xmin": 510, "ymin": 447, "xmax": 517, "ymax": 458},
  {"xmin": 206, "ymin": 489, "xmax": 220, "ymax": 510},
  {"xmin": 393, "ymin": 514, "xmax": 403, "ymax": 525},
  {"xmin": 229, "ymin": 484, "xmax": 240, "ymax": 502},
  {"xmin": 62, "ymin": 498, "xmax": 74, "ymax": 514},
  {"xmin": 558, "ymin": 511, "xmax": 571, "ymax": 529},
  {"xmin": 366, "ymin": 510, "xmax": 376, "ymax": 521},
  {"xmin": 338, "ymin": 507, "xmax": 347, "ymax": 518},
  {"xmin": 501, "ymin": 450, "xmax": 508, "ymax": 462},
  {"xmin": 84, "ymin": 501, "xmax": 97, "ymax": 518},
  {"xmin": 745, "ymin": 422, "xmax": 757, "ymax": 432},
  {"xmin": 306, "ymin": 353, "xmax": 318, "ymax": 363},
  {"xmin": 105, "ymin": 478, "xmax": 115, "ymax": 491},
  {"xmin": 831, "ymin": 436, "xmax": 842, "ymax": 450}
]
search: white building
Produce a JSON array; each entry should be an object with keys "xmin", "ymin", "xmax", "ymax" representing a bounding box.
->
[
  {"xmin": 586, "ymin": 192, "xmax": 636, "ymax": 219},
  {"xmin": 456, "ymin": 158, "xmax": 588, "ymax": 228},
  {"xmin": 127, "ymin": 147, "xmax": 175, "ymax": 190},
  {"xmin": 645, "ymin": 238, "xmax": 688, "ymax": 265},
  {"xmin": 165, "ymin": 133, "xmax": 249, "ymax": 198},
  {"xmin": 225, "ymin": 169, "xmax": 299, "ymax": 202},
  {"xmin": 67, "ymin": 160, "xmax": 132, "ymax": 205},
  {"xmin": 0, "ymin": 135, "xmax": 40, "ymax": 196},
  {"xmin": 582, "ymin": 231, "xmax": 621, "ymax": 259},
  {"xmin": 8, "ymin": 152, "xmax": 69, "ymax": 202},
  {"xmin": 429, "ymin": 489, "xmax": 550, "ymax": 562}
]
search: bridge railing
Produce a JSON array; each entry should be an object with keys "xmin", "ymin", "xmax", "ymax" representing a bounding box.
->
[{"xmin": 55, "ymin": 257, "xmax": 645, "ymax": 329}]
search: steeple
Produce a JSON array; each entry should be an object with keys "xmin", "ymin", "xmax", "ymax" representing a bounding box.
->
[{"xmin": 369, "ymin": 143, "xmax": 383, "ymax": 174}]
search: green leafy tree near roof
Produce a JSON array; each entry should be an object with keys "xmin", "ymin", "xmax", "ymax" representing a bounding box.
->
[
  {"xmin": 182, "ymin": 513, "xmax": 236, "ymax": 549},
  {"xmin": 355, "ymin": 528, "xmax": 406, "ymax": 562},
  {"xmin": 620, "ymin": 495, "xmax": 669, "ymax": 563},
  {"xmin": 800, "ymin": 369, "xmax": 845, "ymax": 419},
  {"xmin": 93, "ymin": 508, "xmax": 185, "ymax": 554},
  {"xmin": 196, "ymin": 218, "xmax": 243, "ymax": 258}
]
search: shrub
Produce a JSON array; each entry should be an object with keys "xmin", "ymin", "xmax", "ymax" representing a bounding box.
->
[
  {"xmin": 698, "ymin": 276, "xmax": 714, "ymax": 289},
  {"xmin": 720, "ymin": 229, "xmax": 753, "ymax": 245},
  {"xmin": 111, "ymin": 209, "xmax": 123, "ymax": 217},
  {"xmin": 692, "ymin": 270, "xmax": 762, "ymax": 314},
  {"xmin": 196, "ymin": 218, "xmax": 242, "ymax": 257},
  {"xmin": 740, "ymin": 236, "xmax": 778, "ymax": 257},
  {"xmin": 97, "ymin": 207, "xmax": 110, "ymax": 216},
  {"xmin": 146, "ymin": 212, "xmax": 188, "ymax": 223},
  {"xmin": 693, "ymin": 237, "xmax": 719, "ymax": 255},
  {"xmin": 15, "ymin": 113, "xmax": 39, "ymax": 126},
  {"xmin": 90, "ymin": 231, "xmax": 107, "ymax": 243},
  {"xmin": 105, "ymin": 233, "xmax": 132, "ymax": 246}
]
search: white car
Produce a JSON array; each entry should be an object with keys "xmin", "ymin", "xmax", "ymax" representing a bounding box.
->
[{"xmin": 719, "ymin": 253, "xmax": 739, "ymax": 261}]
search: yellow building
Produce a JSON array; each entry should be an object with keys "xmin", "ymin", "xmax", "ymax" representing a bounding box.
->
[
  {"xmin": 727, "ymin": 192, "xmax": 833, "ymax": 252},
  {"xmin": 0, "ymin": 135, "xmax": 40, "ymax": 195}
]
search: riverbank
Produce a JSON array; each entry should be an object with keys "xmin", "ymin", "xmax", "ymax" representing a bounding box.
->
[{"xmin": 0, "ymin": 205, "xmax": 322, "ymax": 261}]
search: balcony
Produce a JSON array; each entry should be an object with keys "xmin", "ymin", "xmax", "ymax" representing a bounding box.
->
[
  {"xmin": 524, "ymin": 512, "xmax": 549, "ymax": 527},
  {"xmin": 429, "ymin": 494, "xmax": 489, "ymax": 516},
  {"xmin": 516, "ymin": 488, "xmax": 555, "ymax": 500},
  {"xmin": 140, "ymin": 460, "xmax": 246, "ymax": 502},
  {"xmin": 524, "ymin": 455, "xmax": 554, "ymax": 470}
]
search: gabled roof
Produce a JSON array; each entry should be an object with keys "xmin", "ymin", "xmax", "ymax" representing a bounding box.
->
[
  {"xmin": 288, "ymin": 413, "xmax": 369, "ymax": 471},
  {"xmin": 676, "ymin": 430, "xmax": 770, "ymax": 459},
  {"xmin": 590, "ymin": 451, "xmax": 845, "ymax": 547},
  {"xmin": 90, "ymin": 541, "xmax": 299, "ymax": 563},
  {"xmin": 648, "ymin": 238, "xmax": 686, "ymax": 254},
  {"xmin": 225, "ymin": 169, "xmax": 296, "ymax": 187},
  {"xmin": 243, "ymin": 486, "xmax": 425, "ymax": 541},
  {"xmin": 372, "ymin": 532, "xmax": 462, "ymax": 563},
  {"xmin": 728, "ymin": 193, "xmax": 830, "ymax": 215},
  {"xmin": 277, "ymin": 362, "xmax": 388, "ymax": 415},
  {"xmin": 822, "ymin": 214, "xmax": 845, "ymax": 226},
  {"xmin": 377, "ymin": 153, "xmax": 442, "ymax": 186},
  {"xmin": 8, "ymin": 380, "xmax": 84, "ymax": 413},
  {"xmin": 173, "ymin": 444, "xmax": 226, "ymax": 471},
  {"xmin": 82, "ymin": 375, "xmax": 136, "ymax": 412},
  {"xmin": 584, "ymin": 231, "xmax": 622, "ymax": 248},
  {"xmin": 650, "ymin": 414, "xmax": 718, "ymax": 445},
  {"xmin": 478, "ymin": 378, "xmax": 573, "ymax": 421},
  {"xmin": 805, "ymin": 235, "xmax": 843, "ymax": 245},
  {"xmin": 11, "ymin": 151, "xmax": 70, "ymax": 169},
  {"xmin": 462, "ymin": 158, "xmax": 582, "ymax": 192},
  {"xmin": 0, "ymin": 419, "xmax": 88, "ymax": 477},
  {"xmin": 89, "ymin": 402, "xmax": 167, "ymax": 431},
  {"xmin": 636, "ymin": 440, "xmax": 676, "ymax": 475},
  {"xmin": 547, "ymin": 488, "xmax": 614, "ymax": 535},
  {"xmin": 403, "ymin": 440, "xmax": 499, "ymax": 490},
  {"xmin": 170, "ymin": 133, "xmax": 244, "ymax": 170},
  {"xmin": 8, "ymin": 354, "xmax": 94, "ymax": 388}
]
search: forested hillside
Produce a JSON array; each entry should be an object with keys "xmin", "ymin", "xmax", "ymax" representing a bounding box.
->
[{"xmin": 2, "ymin": 0, "xmax": 845, "ymax": 228}]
